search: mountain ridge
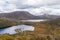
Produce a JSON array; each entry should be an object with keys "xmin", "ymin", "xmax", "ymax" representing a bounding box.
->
[{"xmin": 0, "ymin": 11, "xmax": 60, "ymax": 20}]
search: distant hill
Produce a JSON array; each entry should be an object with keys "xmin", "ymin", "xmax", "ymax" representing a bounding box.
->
[
  {"xmin": 0, "ymin": 11, "xmax": 40, "ymax": 20},
  {"xmin": 0, "ymin": 11, "xmax": 60, "ymax": 20},
  {"xmin": 38, "ymin": 14, "xmax": 60, "ymax": 19}
]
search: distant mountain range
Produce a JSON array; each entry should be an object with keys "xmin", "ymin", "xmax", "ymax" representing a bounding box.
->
[
  {"xmin": 39, "ymin": 14, "xmax": 60, "ymax": 19},
  {"xmin": 0, "ymin": 11, "xmax": 60, "ymax": 20}
]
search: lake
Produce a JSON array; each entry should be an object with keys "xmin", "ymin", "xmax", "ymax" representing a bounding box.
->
[
  {"xmin": 0, "ymin": 25, "xmax": 34, "ymax": 34},
  {"xmin": 20, "ymin": 19, "xmax": 47, "ymax": 22},
  {"xmin": 0, "ymin": 19, "xmax": 47, "ymax": 34}
]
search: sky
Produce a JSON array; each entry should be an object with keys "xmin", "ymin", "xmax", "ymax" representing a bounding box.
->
[{"xmin": 0, "ymin": 0, "xmax": 60, "ymax": 16}]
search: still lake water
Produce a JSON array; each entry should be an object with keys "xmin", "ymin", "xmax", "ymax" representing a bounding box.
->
[
  {"xmin": 0, "ymin": 19, "xmax": 47, "ymax": 34},
  {"xmin": 21, "ymin": 19, "xmax": 47, "ymax": 22},
  {"xmin": 0, "ymin": 25, "xmax": 34, "ymax": 34}
]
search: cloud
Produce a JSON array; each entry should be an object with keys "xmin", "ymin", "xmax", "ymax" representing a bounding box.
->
[
  {"xmin": 15, "ymin": 0, "xmax": 60, "ymax": 9},
  {"xmin": 0, "ymin": 0, "xmax": 17, "ymax": 12},
  {"xmin": 24, "ymin": 7, "xmax": 60, "ymax": 16},
  {"xmin": 0, "ymin": 0, "xmax": 60, "ymax": 15}
]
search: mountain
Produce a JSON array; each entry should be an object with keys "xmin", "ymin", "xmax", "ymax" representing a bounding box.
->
[
  {"xmin": 0, "ymin": 11, "xmax": 60, "ymax": 20},
  {"xmin": 38, "ymin": 14, "xmax": 60, "ymax": 19},
  {"xmin": 0, "ymin": 11, "xmax": 40, "ymax": 20}
]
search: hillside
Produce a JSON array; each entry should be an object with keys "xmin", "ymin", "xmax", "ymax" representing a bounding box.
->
[
  {"xmin": 0, "ymin": 18, "xmax": 60, "ymax": 40},
  {"xmin": 24, "ymin": 18, "xmax": 60, "ymax": 34},
  {"xmin": 0, "ymin": 18, "xmax": 20, "ymax": 28}
]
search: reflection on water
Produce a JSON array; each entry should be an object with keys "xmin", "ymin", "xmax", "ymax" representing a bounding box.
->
[{"xmin": 0, "ymin": 25, "xmax": 34, "ymax": 34}]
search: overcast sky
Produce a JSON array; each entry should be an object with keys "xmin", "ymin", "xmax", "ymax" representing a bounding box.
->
[{"xmin": 0, "ymin": 0, "xmax": 60, "ymax": 15}]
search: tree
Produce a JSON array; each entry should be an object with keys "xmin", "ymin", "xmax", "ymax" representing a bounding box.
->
[{"xmin": 15, "ymin": 28, "xmax": 24, "ymax": 33}]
